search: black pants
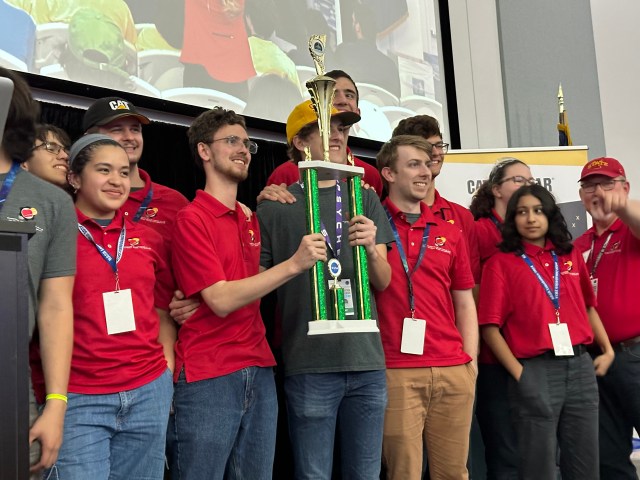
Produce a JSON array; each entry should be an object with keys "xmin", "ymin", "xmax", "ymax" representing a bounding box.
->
[
  {"xmin": 509, "ymin": 352, "xmax": 599, "ymax": 480},
  {"xmin": 477, "ymin": 363, "xmax": 519, "ymax": 480},
  {"xmin": 595, "ymin": 343, "xmax": 640, "ymax": 479}
]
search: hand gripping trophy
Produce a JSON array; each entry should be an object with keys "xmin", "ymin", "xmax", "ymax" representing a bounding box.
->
[{"xmin": 301, "ymin": 35, "xmax": 378, "ymax": 335}]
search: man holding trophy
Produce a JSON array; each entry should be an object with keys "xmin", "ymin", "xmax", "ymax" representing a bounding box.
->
[{"xmin": 257, "ymin": 35, "xmax": 394, "ymax": 479}]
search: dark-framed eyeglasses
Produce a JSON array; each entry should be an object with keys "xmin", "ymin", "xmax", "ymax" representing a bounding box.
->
[
  {"xmin": 31, "ymin": 141, "xmax": 69, "ymax": 155},
  {"xmin": 209, "ymin": 135, "xmax": 258, "ymax": 154},
  {"xmin": 429, "ymin": 142, "xmax": 449, "ymax": 153},
  {"xmin": 580, "ymin": 179, "xmax": 625, "ymax": 193},
  {"xmin": 500, "ymin": 175, "xmax": 537, "ymax": 186}
]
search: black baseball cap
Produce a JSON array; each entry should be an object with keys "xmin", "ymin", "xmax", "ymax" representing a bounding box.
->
[{"xmin": 83, "ymin": 96, "xmax": 150, "ymax": 132}]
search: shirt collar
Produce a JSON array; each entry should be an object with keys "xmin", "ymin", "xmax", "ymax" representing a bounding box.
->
[
  {"xmin": 383, "ymin": 197, "xmax": 438, "ymax": 227},
  {"xmin": 76, "ymin": 206, "xmax": 125, "ymax": 231},
  {"xmin": 194, "ymin": 190, "xmax": 244, "ymax": 218},
  {"xmin": 522, "ymin": 238, "xmax": 554, "ymax": 256}
]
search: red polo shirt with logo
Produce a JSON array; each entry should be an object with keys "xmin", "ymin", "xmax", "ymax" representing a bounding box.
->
[
  {"xmin": 171, "ymin": 190, "xmax": 276, "ymax": 383},
  {"xmin": 430, "ymin": 189, "xmax": 478, "ymax": 283},
  {"xmin": 479, "ymin": 240, "xmax": 596, "ymax": 359},
  {"xmin": 266, "ymin": 154, "xmax": 384, "ymax": 198},
  {"xmin": 574, "ymin": 219, "xmax": 640, "ymax": 343},
  {"xmin": 376, "ymin": 198, "xmax": 475, "ymax": 368},
  {"xmin": 122, "ymin": 168, "xmax": 189, "ymax": 250},
  {"xmin": 68, "ymin": 209, "xmax": 173, "ymax": 395}
]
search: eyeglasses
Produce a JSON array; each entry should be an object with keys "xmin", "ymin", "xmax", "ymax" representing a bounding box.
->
[
  {"xmin": 209, "ymin": 135, "xmax": 258, "ymax": 154},
  {"xmin": 500, "ymin": 176, "xmax": 537, "ymax": 186},
  {"xmin": 580, "ymin": 179, "xmax": 625, "ymax": 193},
  {"xmin": 32, "ymin": 141, "xmax": 69, "ymax": 155},
  {"xmin": 429, "ymin": 142, "xmax": 449, "ymax": 153}
]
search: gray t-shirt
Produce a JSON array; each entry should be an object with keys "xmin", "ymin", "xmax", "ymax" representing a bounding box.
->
[
  {"xmin": 0, "ymin": 169, "xmax": 77, "ymax": 337},
  {"xmin": 258, "ymin": 182, "xmax": 394, "ymax": 376}
]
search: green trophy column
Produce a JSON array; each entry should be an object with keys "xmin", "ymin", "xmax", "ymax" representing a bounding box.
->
[
  {"xmin": 302, "ymin": 167, "xmax": 328, "ymax": 321},
  {"xmin": 348, "ymin": 176, "xmax": 372, "ymax": 320}
]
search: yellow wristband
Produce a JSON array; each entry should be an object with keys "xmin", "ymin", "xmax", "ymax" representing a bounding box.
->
[{"xmin": 45, "ymin": 393, "xmax": 68, "ymax": 403}]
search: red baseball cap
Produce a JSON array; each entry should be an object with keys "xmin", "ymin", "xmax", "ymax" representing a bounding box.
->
[{"xmin": 579, "ymin": 157, "xmax": 626, "ymax": 182}]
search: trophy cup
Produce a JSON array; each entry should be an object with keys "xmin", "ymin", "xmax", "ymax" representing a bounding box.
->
[{"xmin": 301, "ymin": 34, "xmax": 378, "ymax": 335}]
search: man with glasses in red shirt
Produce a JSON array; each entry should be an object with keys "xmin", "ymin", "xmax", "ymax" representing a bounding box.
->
[{"xmin": 574, "ymin": 157, "xmax": 640, "ymax": 479}]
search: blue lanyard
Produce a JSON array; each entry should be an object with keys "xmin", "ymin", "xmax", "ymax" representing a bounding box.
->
[
  {"xmin": 132, "ymin": 184, "xmax": 153, "ymax": 222},
  {"xmin": 78, "ymin": 222, "xmax": 126, "ymax": 276},
  {"xmin": 384, "ymin": 206, "xmax": 430, "ymax": 316},
  {"xmin": 489, "ymin": 213, "xmax": 501, "ymax": 229},
  {"xmin": 300, "ymin": 181, "xmax": 343, "ymax": 258},
  {"xmin": 520, "ymin": 250, "xmax": 560, "ymax": 317},
  {"xmin": 0, "ymin": 162, "xmax": 20, "ymax": 212}
]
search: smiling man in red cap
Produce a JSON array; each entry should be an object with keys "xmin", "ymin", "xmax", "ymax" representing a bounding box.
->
[{"xmin": 574, "ymin": 157, "xmax": 640, "ymax": 479}]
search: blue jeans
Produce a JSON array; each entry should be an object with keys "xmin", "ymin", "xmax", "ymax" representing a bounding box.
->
[
  {"xmin": 172, "ymin": 366, "xmax": 278, "ymax": 480},
  {"xmin": 284, "ymin": 370, "xmax": 387, "ymax": 480},
  {"xmin": 45, "ymin": 369, "xmax": 173, "ymax": 480}
]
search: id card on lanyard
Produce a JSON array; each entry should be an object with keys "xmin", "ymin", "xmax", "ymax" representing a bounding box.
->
[
  {"xmin": 79, "ymin": 222, "xmax": 136, "ymax": 334},
  {"xmin": 521, "ymin": 251, "xmax": 573, "ymax": 356},
  {"xmin": 585, "ymin": 232, "xmax": 613, "ymax": 297},
  {"xmin": 384, "ymin": 206, "xmax": 430, "ymax": 355}
]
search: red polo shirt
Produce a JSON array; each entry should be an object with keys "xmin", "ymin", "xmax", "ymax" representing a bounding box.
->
[
  {"xmin": 171, "ymin": 190, "xmax": 276, "ymax": 383},
  {"xmin": 430, "ymin": 189, "xmax": 478, "ymax": 283},
  {"xmin": 122, "ymin": 168, "xmax": 189, "ymax": 251},
  {"xmin": 574, "ymin": 219, "xmax": 640, "ymax": 343},
  {"xmin": 180, "ymin": 0, "xmax": 255, "ymax": 82},
  {"xmin": 266, "ymin": 154, "xmax": 384, "ymax": 198},
  {"xmin": 473, "ymin": 211, "xmax": 504, "ymax": 363},
  {"xmin": 376, "ymin": 198, "xmax": 475, "ymax": 368},
  {"xmin": 473, "ymin": 211, "xmax": 503, "ymax": 283},
  {"xmin": 69, "ymin": 209, "xmax": 173, "ymax": 395},
  {"xmin": 478, "ymin": 241, "xmax": 596, "ymax": 359}
]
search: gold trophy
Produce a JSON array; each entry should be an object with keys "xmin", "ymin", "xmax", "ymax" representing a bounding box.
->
[{"xmin": 301, "ymin": 35, "xmax": 378, "ymax": 335}]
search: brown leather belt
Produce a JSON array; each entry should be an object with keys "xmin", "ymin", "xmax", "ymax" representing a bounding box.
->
[{"xmin": 614, "ymin": 335, "xmax": 640, "ymax": 351}]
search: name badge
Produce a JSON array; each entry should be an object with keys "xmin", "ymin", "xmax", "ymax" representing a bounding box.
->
[
  {"xmin": 103, "ymin": 289, "xmax": 136, "ymax": 334},
  {"xmin": 548, "ymin": 322, "xmax": 573, "ymax": 356},
  {"xmin": 401, "ymin": 317, "xmax": 426, "ymax": 355},
  {"xmin": 329, "ymin": 279, "xmax": 354, "ymax": 316}
]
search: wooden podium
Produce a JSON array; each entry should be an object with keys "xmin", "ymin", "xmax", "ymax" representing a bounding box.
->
[{"xmin": 0, "ymin": 220, "xmax": 36, "ymax": 480}]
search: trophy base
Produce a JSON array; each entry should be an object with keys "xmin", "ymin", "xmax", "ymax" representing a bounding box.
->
[
  {"xmin": 299, "ymin": 161, "xmax": 364, "ymax": 181},
  {"xmin": 307, "ymin": 319, "xmax": 379, "ymax": 335}
]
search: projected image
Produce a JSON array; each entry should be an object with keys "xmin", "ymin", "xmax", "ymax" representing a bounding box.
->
[{"xmin": 0, "ymin": 0, "xmax": 445, "ymax": 142}]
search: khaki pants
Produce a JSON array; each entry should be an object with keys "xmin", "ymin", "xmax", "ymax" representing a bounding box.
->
[{"xmin": 383, "ymin": 364, "xmax": 476, "ymax": 480}]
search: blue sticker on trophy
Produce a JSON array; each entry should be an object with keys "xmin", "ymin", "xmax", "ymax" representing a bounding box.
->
[{"xmin": 328, "ymin": 258, "xmax": 342, "ymax": 280}]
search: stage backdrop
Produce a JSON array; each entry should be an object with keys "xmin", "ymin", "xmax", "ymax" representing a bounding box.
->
[{"xmin": 438, "ymin": 146, "xmax": 590, "ymax": 237}]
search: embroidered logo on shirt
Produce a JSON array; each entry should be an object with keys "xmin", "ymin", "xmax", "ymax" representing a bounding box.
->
[
  {"xmin": 19, "ymin": 207, "xmax": 38, "ymax": 220},
  {"xmin": 564, "ymin": 260, "xmax": 573, "ymax": 272},
  {"xmin": 145, "ymin": 207, "xmax": 158, "ymax": 218},
  {"xmin": 447, "ymin": 219, "xmax": 455, "ymax": 224},
  {"xmin": 128, "ymin": 237, "xmax": 140, "ymax": 246},
  {"xmin": 434, "ymin": 236, "xmax": 447, "ymax": 247},
  {"xmin": 248, "ymin": 229, "xmax": 256, "ymax": 243}
]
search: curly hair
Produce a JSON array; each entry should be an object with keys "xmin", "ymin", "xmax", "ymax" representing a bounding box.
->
[
  {"xmin": 469, "ymin": 157, "xmax": 528, "ymax": 220},
  {"xmin": 499, "ymin": 184, "xmax": 573, "ymax": 255},
  {"xmin": 187, "ymin": 107, "xmax": 247, "ymax": 170},
  {"xmin": 392, "ymin": 115, "xmax": 441, "ymax": 139}
]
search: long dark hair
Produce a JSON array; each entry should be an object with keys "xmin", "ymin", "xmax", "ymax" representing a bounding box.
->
[
  {"xmin": 469, "ymin": 157, "xmax": 528, "ymax": 220},
  {"xmin": 499, "ymin": 184, "xmax": 573, "ymax": 255}
]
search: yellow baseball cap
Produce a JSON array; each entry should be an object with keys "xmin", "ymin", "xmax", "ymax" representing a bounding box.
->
[{"xmin": 286, "ymin": 99, "xmax": 360, "ymax": 144}]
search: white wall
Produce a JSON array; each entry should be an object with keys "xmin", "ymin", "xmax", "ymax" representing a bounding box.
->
[
  {"xmin": 590, "ymin": 0, "xmax": 640, "ymax": 197},
  {"xmin": 447, "ymin": 0, "xmax": 508, "ymax": 149}
]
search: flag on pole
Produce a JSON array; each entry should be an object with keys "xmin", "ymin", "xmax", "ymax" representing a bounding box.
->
[{"xmin": 557, "ymin": 84, "xmax": 572, "ymax": 146}]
